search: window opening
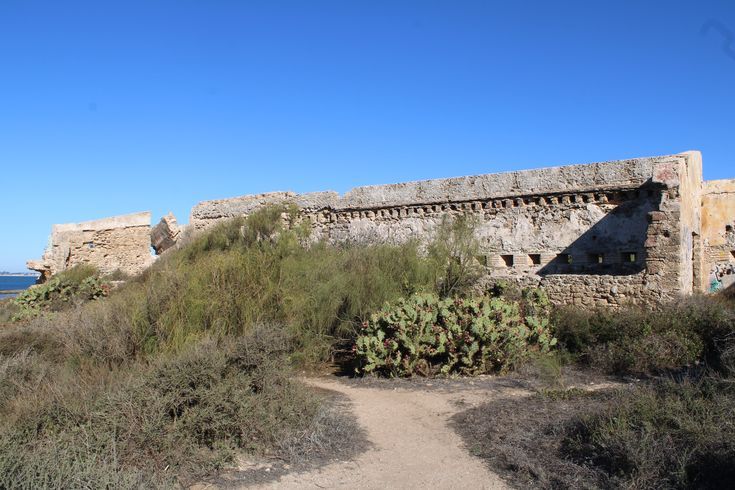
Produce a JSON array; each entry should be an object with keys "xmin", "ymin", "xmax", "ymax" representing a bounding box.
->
[{"xmin": 500, "ymin": 255, "xmax": 514, "ymax": 267}]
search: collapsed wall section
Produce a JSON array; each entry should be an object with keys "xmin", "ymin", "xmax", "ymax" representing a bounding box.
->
[
  {"xmin": 27, "ymin": 212, "xmax": 155, "ymax": 280},
  {"xmin": 190, "ymin": 152, "xmax": 704, "ymax": 307}
]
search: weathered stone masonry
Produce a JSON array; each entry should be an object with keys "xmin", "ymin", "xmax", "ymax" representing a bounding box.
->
[
  {"xmin": 28, "ymin": 212, "xmax": 155, "ymax": 280},
  {"xmin": 701, "ymin": 179, "xmax": 735, "ymax": 290},
  {"xmin": 29, "ymin": 151, "xmax": 735, "ymax": 307},
  {"xmin": 190, "ymin": 151, "xmax": 733, "ymax": 307}
]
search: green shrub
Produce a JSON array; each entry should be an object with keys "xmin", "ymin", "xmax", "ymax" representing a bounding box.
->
[
  {"xmin": 12, "ymin": 265, "xmax": 109, "ymax": 321},
  {"xmin": 426, "ymin": 215, "xmax": 483, "ymax": 298},
  {"xmin": 552, "ymin": 294, "xmax": 735, "ymax": 376},
  {"xmin": 354, "ymin": 289, "xmax": 556, "ymax": 377},
  {"xmin": 91, "ymin": 207, "xmax": 485, "ymax": 364},
  {"xmin": 3, "ymin": 206, "xmax": 485, "ymax": 485},
  {"xmin": 564, "ymin": 380, "xmax": 735, "ymax": 488}
]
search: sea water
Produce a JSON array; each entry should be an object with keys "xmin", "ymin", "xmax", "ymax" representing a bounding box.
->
[{"xmin": 0, "ymin": 276, "xmax": 38, "ymax": 299}]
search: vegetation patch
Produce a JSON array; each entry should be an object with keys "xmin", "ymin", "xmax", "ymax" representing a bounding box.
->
[
  {"xmin": 452, "ymin": 386, "xmax": 616, "ymax": 488},
  {"xmin": 454, "ymin": 380, "xmax": 735, "ymax": 489},
  {"xmin": 454, "ymin": 292, "xmax": 735, "ymax": 489},
  {"xmin": 0, "ymin": 207, "xmax": 486, "ymax": 486},
  {"xmin": 566, "ymin": 379, "xmax": 735, "ymax": 489},
  {"xmin": 8, "ymin": 204, "xmax": 733, "ymax": 487},
  {"xmin": 552, "ymin": 295, "xmax": 735, "ymax": 377},
  {"xmin": 354, "ymin": 289, "xmax": 556, "ymax": 377},
  {"xmin": 11, "ymin": 265, "xmax": 109, "ymax": 321},
  {"xmin": 0, "ymin": 328, "xmax": 348, "ymax": 489}
]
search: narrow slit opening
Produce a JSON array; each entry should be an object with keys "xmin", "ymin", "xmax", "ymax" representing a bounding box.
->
[{"xmin": 622, "ymin": 252, "xmax": 637, "ymax": 263}]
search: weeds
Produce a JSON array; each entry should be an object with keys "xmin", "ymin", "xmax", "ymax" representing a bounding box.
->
[
  {"xmin": 0, "ymin": 298, "xmax": 19, "ymax": 325},
  {"xmin": 455, "ymin": 292, "xmax": 735, "ymax": 488},
  {"xmin": 57, "ymin": 206, "xmax": 484, "ymax": 364}
]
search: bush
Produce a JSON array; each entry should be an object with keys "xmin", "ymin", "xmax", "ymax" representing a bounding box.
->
[
  {"xmin": 354, "ymin": 289, "xmax": 557, "ymax": 377},
  {"xmin": 0, "ymin": 299, "xmax": 19, "ymax": 326},
  {"xmin": 70, "ymin": 206, "xmax": 485, "ymax": 365},
  {"xmin": 452, "ymin": 293, "xmax": 735, "ymax": 488},
  {"xmin": 104, "ymin": 269, "xmax": 131, "ymax": 281},
  {"xmin": 8, "ymin": 207, "xmax": 488, "ymax": 366},
  {"xmin": 4, "ymin": 207, "xmax": 493, "ymax": 485},
  {"xmin": 0, "ymin": 329, "xmax": 326, "ymax": 488},
  {"xmin": 12, "ymin": 265, "xmax": 109, "ymax": 321},
  {"xmin": 564, "ymin": 380, "xmax": 735, "ymax": 488},
  {"xmin": 553, "ymin": 294, "xmax": 735, "ymax": 376},
  {"xmin": 425, "ymin": 215, "xmax": 483, "ymax": 298}
]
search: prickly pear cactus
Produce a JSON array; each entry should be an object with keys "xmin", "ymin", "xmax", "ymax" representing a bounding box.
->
[{"xmin": 354, "ymin": 289, "xmax": 556, "ymax": 377}]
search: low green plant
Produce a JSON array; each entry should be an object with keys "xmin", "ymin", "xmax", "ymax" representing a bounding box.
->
[
  {"xmin": 12, "ymin": 265, "xmax": 109, "ymax": 321},
  {"xmin": 354, "ymin": 289, "xmax": 557, "ymax": 377}
]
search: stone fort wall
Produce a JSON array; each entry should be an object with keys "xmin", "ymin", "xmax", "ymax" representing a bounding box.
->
[
  {"xmin": 28, "ymin": 151, "xmax": 735, "ymax": 307},
  {"xmin": 190, "ymin": 151, "xmax": 716, "ymax": 307}
]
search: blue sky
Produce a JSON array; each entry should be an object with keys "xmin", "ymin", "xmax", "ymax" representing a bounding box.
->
[{"xmin": 1, "ymin": 0, "xmax": 734, "ymax": 272}]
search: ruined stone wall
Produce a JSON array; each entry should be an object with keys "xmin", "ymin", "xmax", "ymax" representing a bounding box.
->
[
  {"xmin": 28, "ymin": 212, "xmax": 155, "ymax": 279},
  {"xmin": 701, "ymin": 179, "xmax": 735, "ymax": 291},
  {"xmin": 29, "ymin": 151, "xmax": 723, "ymax": 306},
  {"xmin": 191, "ymin": 152, "xmax": 704, "ymax": 307}
]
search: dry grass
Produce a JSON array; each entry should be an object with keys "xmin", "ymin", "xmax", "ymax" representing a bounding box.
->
[
  {"xmin": 0, "ymin": 328, "xmax": 341, "ymax": 488},
  {"xmin": 454, "ymin": 292, "xmax": 735, "ymax": 489}
]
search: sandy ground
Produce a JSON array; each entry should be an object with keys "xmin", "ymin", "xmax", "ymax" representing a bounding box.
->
[{"xmin": 245, "ymin": 377, "xmax": 515, "ymax": 490}]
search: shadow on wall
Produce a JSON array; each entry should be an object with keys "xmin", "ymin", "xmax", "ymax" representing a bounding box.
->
[{"xmin": 538, "ymin": 188, "xmax": 657, "ymax": 276}]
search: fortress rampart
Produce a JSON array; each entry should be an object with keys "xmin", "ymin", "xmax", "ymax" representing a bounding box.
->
[{"xmin": 28, "ymin": 151, "xmax": 735, "ymax": 306}]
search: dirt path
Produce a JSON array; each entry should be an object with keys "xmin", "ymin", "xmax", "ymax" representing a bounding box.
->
[{"xmin": 249, "ymin": 377, "xmax": 512, "ymax": 489}]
